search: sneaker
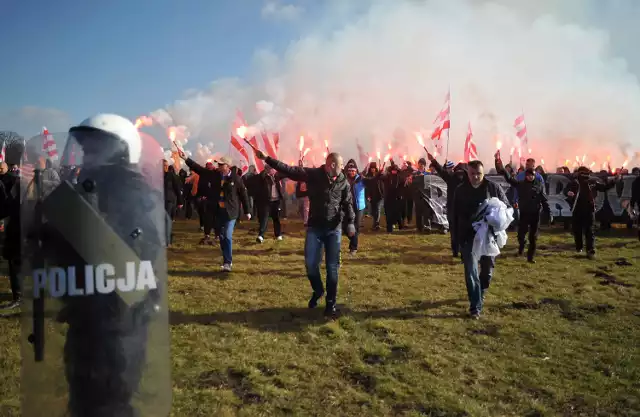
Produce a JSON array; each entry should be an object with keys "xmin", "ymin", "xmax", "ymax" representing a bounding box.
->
[
  {"xmin": 349, "ymin": 249, "xmax": 357, "ymax": 256},
  {"xmin": 276, "ymin": 236, "xmax": 283, "ymax": 241},
  {"xmin": 256, "ymin": 236, "xmax": 264, "ymax": 243},
  {"xmin": 587, "ymin": 251, "xmax": 596, "ymax": 260},
  {"xmin": 199, "ymin": 226, "xmax": 204, "ymax": 232},
  {"xmin": 324, "ymin": 303, "xmax": 339, "ymax": 318},
  {"xmin": 470, "ymin": 312, "xmax": 481, "ymax": 320},
  {"xmin": 198, "ymin": 236, "xmax": 212, "ymax": 245},
  {"xmin": 1, "ymin": 299, "xmax": 21, "ymax": 310},
  {"xmin": 221, "ymin": 263, "xmax": 232, "ymax": 272},
  {"xmin": 308, "ymin": 291, "xmax": 325, "ymax": 309}
]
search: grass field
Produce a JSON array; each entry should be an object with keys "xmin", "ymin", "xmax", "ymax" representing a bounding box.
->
[{"xmin": 0, "ymin": 218, "xmax": 639, "ymax": 417}]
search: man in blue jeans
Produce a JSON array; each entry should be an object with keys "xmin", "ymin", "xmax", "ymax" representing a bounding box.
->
[
  {"xmin": 179, "ymin": 151, "xmax": 251, "ymax": 272},
  {"xmin": 254, "ymin": 149, "xmax": 356, "ymax": 318},
  {"xmin": 452, "ymin": 160, "xmax": 510, "ymax": 319}
]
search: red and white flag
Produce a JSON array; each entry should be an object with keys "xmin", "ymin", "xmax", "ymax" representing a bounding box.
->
[
  {"xmin": 42, "ymin": 127, "xmax": 59, "ymax": 161},
  {"xmin": 248, "ymin": 136, "xmax": 265, "ymax": 172},
  {"xmin": 0, "ymin": 142, "xmax": 5, "ymax": 163},
  {"xmin": 464, "ymin": 122, "xmax": 478, "ymax": 162},
  {"xmin": 260, "ymin": 131, "xmax": 278, "ymax": 159},
  {"xmin": 514, "ymin": 113, "xmax": 528, "ymax": 147},
  {"xmin": 431, "ymin": 90, "xmax": 451, "ymax": 153}
]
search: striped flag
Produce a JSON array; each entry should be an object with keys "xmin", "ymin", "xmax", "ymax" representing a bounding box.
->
[
  {"xmin": 42, "ymin": 127, "xmax": 59, "ymax": 161},
  {"xmin": 464, "ymin": 122, "xmax": 478, "ymax": 162},
  {"xmin": 249, "ymin": 136, "xmax": 265, "ymax": 172},
  {"xmin": 431, "ymin": 90, "xmax": 451, "ymax": 154},
  {"xmin": 514, "ymin": 113, "xmax": 528, "ymax": 147},
  {"xmin": 260, "ymin": 131, "xmax": 278, "ymax": 159},
  {"xmin": 0, "ymin": 142, "xmax": 5, "ymax": 163}
]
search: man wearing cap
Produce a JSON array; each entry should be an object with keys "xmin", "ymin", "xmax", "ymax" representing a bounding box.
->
[
  {"xmin": 253, "ymin": 148, "xmax": 355, "ymax": 318},
  {"xmin": 427, "ymin": 153, "xmax": 466, "ymax": 257},
  {"xmin": 178, "ymin": 151, "xmax": 251, "ymax": 272}
]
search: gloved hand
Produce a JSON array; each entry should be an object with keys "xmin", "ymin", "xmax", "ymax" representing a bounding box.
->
[{"xmin": 549, "ymin": 214, "xmax": 555, "ymax": 225}]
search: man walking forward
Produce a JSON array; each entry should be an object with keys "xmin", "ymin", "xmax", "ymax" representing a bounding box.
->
[
  {"xmin": 453, "ymin": 160, "xmax": 510, "ymax": 319},
  {"xmin": 255, "ymin": 149, "xmax": 355, "ymax": 317}
]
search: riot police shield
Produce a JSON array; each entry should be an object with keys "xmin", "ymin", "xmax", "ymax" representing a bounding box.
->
[{"xmin": 20, "ymin": 126, "xmax": 171, "ymax": 417}]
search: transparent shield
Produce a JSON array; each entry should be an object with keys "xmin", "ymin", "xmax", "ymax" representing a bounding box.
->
[{"xmin": 20, "ymin": 130, "xmax": 171, "ymax": 417}]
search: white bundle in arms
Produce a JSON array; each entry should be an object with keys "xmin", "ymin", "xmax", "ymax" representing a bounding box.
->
[{"xmin": 471, "ymin": 197, "xmax": 514, "ymax": 260}]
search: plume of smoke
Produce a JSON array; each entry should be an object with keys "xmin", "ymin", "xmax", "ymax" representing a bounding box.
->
[{"xmin": 152, "ymin": 0, "xmax": 640, "ymax": 168}]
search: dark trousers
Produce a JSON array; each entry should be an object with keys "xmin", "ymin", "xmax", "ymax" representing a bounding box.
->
[
  {"xmin": 447, "ymin": 208, "xmax": 458, "ymax": 256},
  {"xmin": 184, "ymin": 197, "xmax": 194, "ymax": 219},
  {"xmin": 518, "ymin": 210, "xmax": 541, "ymax": 259},
  {"xmin": 415, "ymin": 201, "xmax": 433, "ymax": 232},
  {"xmin": 203, "ymin": 200, "xmax": 218, "ymax": 236},
  {"xmin": 385, "ymin": 198, "xmax": 403, "ymax": 232},
  {"xmin": 403, "ymin": 197, "xmax": 413, "ymax": 224},
  {"xmin": 164, "ymin": 200, "xmax": 176, "ymax": 245},
  {"xmin": 344, "ymin": 209, "xmax": 363, "ymax": 251},
  {"xmin": 258, "ymin": 200, "xmax": 282, "ymax": 237},
  {"xmin": 370, "ymin": 199, "xmax": 383, "ymax": 228},
  {"xmin": 7, "ymin": 257, "xmax": 20, "ymax": 301},
  {"xmin": 197, "ymin": 198, "xmax": 206, "ymax": 228},
  {"xmin": 305, "ymin": 227, "xmax": 341, "ymax": 306},
  {"xmin": 572, "ymin": 210, "xmax": 596, "ymax": 253}
]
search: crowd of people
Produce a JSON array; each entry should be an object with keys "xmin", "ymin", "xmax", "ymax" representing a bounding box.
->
[
  {"xmin": 0, "ymin": 121, "xmax": 638, "ymax": 320},
  {"xmin": 164, "ymin": 145, "xmax": 639, "ymax": 319}
]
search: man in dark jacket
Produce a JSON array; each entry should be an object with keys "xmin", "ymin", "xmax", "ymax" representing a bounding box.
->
[
  {"xmin": 195, "ymin": 161, "xmax": 216, "ymax": 234},
  {"xmin": 383, "ymin": 162, "xmax": 404, "ymax": 233},
  {"xmin": 453, "ymin": 160, "xmax": 510, "ymax": 320},
  {"xmin": 254, "ymin": 149, "xmax": 355, "ymax": 317},
  {"xmin": 163, "ymin": 161, "xmax": 183, "ymax": 247},
  {"xmin": 179, "ymin": 152, "xmax": 251, "ymax": 272},
  {"xmin": 0, "ymin": 172, "xmax": 20, "ymax": 308},
  {"xmin": 246, "ymin": 164, "xmax": 285, "ymax": 242},
  {"xmin": 565, "ymin": 167, "xmax": 620, "ymax": 259},
  {"xmin": 363, "ymin": 162, "xmax": 384, "ymax": 231},
  {"xmin": 295, "ymin": 160, "xmax": 310, "ymax": 226},
  {"xmin": 631, "ymin": 172, "xmax": 640, "ymax": 241},
  {"xmin": 344, "ymin": 160, "xmax": 366, "ymax": 254},
  {"xmin": 496, "ymin": 154, "xmax": 551, "ymax": 263},
  {"xmin": 428, "ymin": 154, "xmax": 465, "ymax": 256},
  {"xmin": 401, "ymin": 161, "xmax": 415, "ymax": 226}
]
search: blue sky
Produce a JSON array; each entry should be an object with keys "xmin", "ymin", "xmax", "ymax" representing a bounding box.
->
[{"xmin": 0, "ymin": 0, "xmax": 316, "ymax": 135}]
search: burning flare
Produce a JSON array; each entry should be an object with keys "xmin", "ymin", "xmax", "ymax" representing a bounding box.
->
[
  {"xmin": 236, "ymin": 126, "xmax": 248, "ymax": 139},
  {"xmin": 303, "ymin": 148, "xmax": 311, "ymax": 157},
  {"xmin": 415, "ymin": 133, "xmax": 425, "ymax": 147},
  {"xmin": 134, "ymin": 116, "xmax": 153, "ymax": 129},
  {"xmin": 298, "ymin": 136, "xmax": 305, "ymax": 152}
]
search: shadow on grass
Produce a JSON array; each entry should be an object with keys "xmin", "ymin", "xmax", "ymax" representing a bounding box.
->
[
  {"xmin": 169, "ymin": 298, "xmax": 465, "ymax": 333},
  {"xmin": 169, "ymin": 269, "xmax": 231, "ymax": 279}
]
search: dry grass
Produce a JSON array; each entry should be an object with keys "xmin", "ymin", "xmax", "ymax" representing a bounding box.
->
[{"xmin": 1, "ymin": 218, "xmax": 639, "ymax": 417}]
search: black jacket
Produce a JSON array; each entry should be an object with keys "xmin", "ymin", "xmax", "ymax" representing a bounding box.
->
[
  {"xmin": 185, "ymin": 158, "xmax": 250, "ymax": 220},
  {"xmin": 453, "ymin": 178, "xmax": 510, "ymax": 246},
  {"xmin": 431, "ymin": 160, "xmax": 465, "ymax": 211},
  {"xmin": 164, "ymin": 168, "xmax": 183, "ymax": 206},
  {"xmin": 0, "ymin": 174, "xmax": 19, "ymax": 260},
  {"xmin": 265, "ymin": 156, "xmax": 355, "ymax": 230},
  {"xmin": 246, "ymin": 171, "xmax": 284, "ymax": 205},
  {"xmin": 295, "ymin": 181, "xmax": 309, "ymax": 198},
  {"xmin": 382, "ymin": 166, "xmax": 403, "ymax": 202},
  {"xmin": 363, "ymin": 163, "xmax": 384, "ymax": 202},
  {"xmin": 630, "ymin": 176, "xmax": 640, "ymax": 210},
  {"xmin": 565, "ymin": 174, "xmax": 617, "ymax": 214},
  {"xmin": 502, "ymin": 170, "xmax": 549, "ymax": 214}
]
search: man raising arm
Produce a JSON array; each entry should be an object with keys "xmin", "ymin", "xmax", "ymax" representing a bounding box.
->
[{"xmin": 255, "ymin": 148, "xmax": 355, "ymax": 318}]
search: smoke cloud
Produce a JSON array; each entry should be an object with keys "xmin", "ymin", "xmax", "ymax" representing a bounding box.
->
[{"xmin": 154, "ymin": 0, "xmax": 640, "ymax": 169}]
